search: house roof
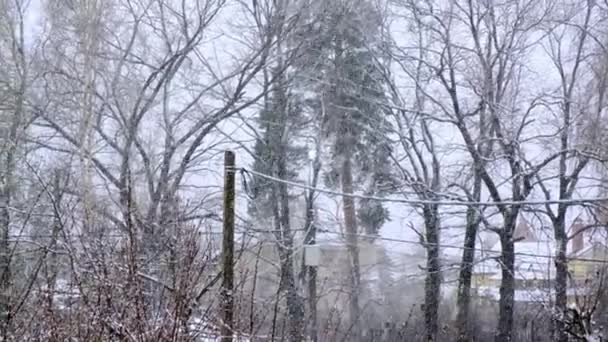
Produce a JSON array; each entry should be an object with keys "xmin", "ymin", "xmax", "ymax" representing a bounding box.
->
[
  {"xmin": 566, "ymin": 217, "xmax": 608, "ymax": 256},
  {"xmin": 473, "ymin": 215, "xmax": 608, "ymax": 280},
  {"xmin": 569, "ymin": 241, "xmax": 608, "ymax": 258},
  {"xmin": 513, "ymin": 217, "xmax": 538, "ymax": 241}
]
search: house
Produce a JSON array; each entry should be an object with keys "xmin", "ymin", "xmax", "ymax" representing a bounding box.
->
[
  {"xmin": 472, "ymin": 218, "xmax": 554, "ymax": 300},
  {"xmin": 471, "ymin": 215, "xmax": 608, "ymax": 305},
  {"xmin": 236, "ymin": 236, "xmax": 397, "ymax": 311},
  {"xmin": 568, "ymin": 218, "xmax": 608, "ymax": 283},
  {"xmin": 235, "ymin": 228, "xmax": 462, "ymax": 336}
]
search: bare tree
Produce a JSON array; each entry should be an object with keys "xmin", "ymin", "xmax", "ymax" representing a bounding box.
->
[
  {"xmin": 380, "ymin": 13, "xmax": 443, "ymax": 338},
  {"xmin": 387, "ymin": 1, "xmax": 555, "ymax": 341},
  {"xmin": 0, "ymin": 0, "xmax": 30, "ymax": 338},
  {"xmin": 530, "ymin": 1, "xmax": 603, "ymax": 340},
  {"xmin": 5, "ymin": 0, "xmax": 608, "ymax": 339},
  {"xmin": 245, "ymin": 0, "xmax": 315, "ymax": 340},
  {"xmin": 25, "ymin": 0, "xmax": 293, "ymax": 338}
]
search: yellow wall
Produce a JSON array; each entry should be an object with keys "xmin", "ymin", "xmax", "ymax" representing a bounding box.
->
[
  {"xmin": 570, "ymin": 260, "xmax": 588, "ymax": 281},
  {"xmin": 472, "ymin": 273, "xmax": 499, "ymax": 288},
  {"xmin": 569, "ymin": 244, "xmax": 608, "ymax": 282}
]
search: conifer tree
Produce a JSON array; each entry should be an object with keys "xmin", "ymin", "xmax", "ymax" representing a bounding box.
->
[{"xmin": 303, "ymin": 0, "xmax": 395, "ymax": 333}]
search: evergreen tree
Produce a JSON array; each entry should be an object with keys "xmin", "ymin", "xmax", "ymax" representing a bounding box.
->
[
  {"xmin": 300, "ymin": 0, "xmax": 395, "ymax": 333},
  {"xmin": 302, "ymin": 0, "xmax": 394, "ymax": 238},
  {"xmin": 248, "ymin": 65, "xmax": 309, "ymax": 340},
  {"xmin": 249, "ymin": 1, "xmax": 395, "ymax": 337},
  {"xmin": 248, "ymin": 80, "xmax": 307, "ymax": 221}
]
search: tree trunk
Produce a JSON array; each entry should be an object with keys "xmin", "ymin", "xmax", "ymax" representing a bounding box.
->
[
  {"xmin": 0, "ymin": 131, "xmax": 15, "ymax": 340},
  {"xmin": 423, "ymin": 204, "xmax": 440, "ymax": 342},
  {"xmin": 341, "ymin": 155, "xmax": 361, "ymax": 339},
  {"xmin": 303, "ymin": 185, "xmax": 318, "ymax": 342},
  {"xmin": 0, "ymin": 189, "xmax": 10, "ymax": 340},
  {"xmin": 46, "ymin": 171, "xmax": 64, "ymax": 310},
  {"xmin": 455, "ymin": 212, "xmax": 478, "ymax": 341},
  {"xmin": 276, "ymin": 245, "xmax": 305, "ymax": 341},
  {"xmin": 553, "ymin": 218, "xmax": 569, "ymax": 342},
  {"xmin": 455, "ymin": 175, "xmax": 481, "ymax": 341},
  {"xmin": 276, "ymin": 142, "xmax": 304, "ymax": 341},
  {"xmin": 275, "ymin": 238, "xmax": 303, "ymax": 338},
  {"xmin": 307, "ymin": 264, "xmax": 317, "ymax": 342},
  {"xmin": 0, "ymin": 51, "xmax": 25, "ymax": 338},
  {"xmin": 496, "ymin": 220, "xmax": 516, "ymax": 342},
  {"xmin": 299, "ymin": 142, "xmax": 321, "ymax": 342}
]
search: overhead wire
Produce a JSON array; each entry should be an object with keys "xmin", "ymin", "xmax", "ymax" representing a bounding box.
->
[
  {"xmin": 237, "ymin": 166, "xmax": 608, "ymax": 264},
  {"xmin": 314, "ymin": 230, "xmax": 608, "ymax": 264},
  {"xmin": 239, "ymin": 167, "xmax": 608, "ymax": 207}
]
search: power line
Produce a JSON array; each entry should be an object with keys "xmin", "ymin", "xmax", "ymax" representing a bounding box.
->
[
  {"xmin": 240, "ymin": 167, "xmax": 608, "ymax": 207},
  {"xmin": 234, "ymin": 222, "xmax": 608, "ymax": 264},
  {"xmin": 314, "ymin": 230, "xmax": 608, "ymax": 264},
  {"xmin": 18, "ymin": 225, "xmax": 608, "ymax": 263}
]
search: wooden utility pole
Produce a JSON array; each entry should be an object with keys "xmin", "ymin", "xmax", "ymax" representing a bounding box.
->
[{"xmin": 220, "ymin": 151, "xmax": 236, "ymax": 342}]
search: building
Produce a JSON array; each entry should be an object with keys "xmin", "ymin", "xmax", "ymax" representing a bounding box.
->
[
  {"xmin": 568, "ymin": 218, "xmax": 608, "ymax": 283},
  {"xmin": 473, "ymin": 218, "xmax": 553, "ymax": 301},
  {"xmin": 471, "ymin": 215, "xmax": 608, "ymax": 305}
]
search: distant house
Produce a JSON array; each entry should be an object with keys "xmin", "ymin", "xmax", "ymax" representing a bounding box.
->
[
  {"xmin": 236, "ymin": 230, "xmax": 461, "ymax": 333},
  {"xmin": 237, "ymin": 237, "xmax": 393, "ymax": 302},
  {"xmin": 472, "ymin": 231, "xmax": 555, "ymax": 302},
  {"xmin": 568, "ymin": 218, "xmax": 608, "ymax": 284},
  {"xmin": 473, "ymin": 218, "xmax": 552, "ymax": 290},
  {"xmin": 471, "ymin": 215, "xmax": 608, "ymax": 304}
]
